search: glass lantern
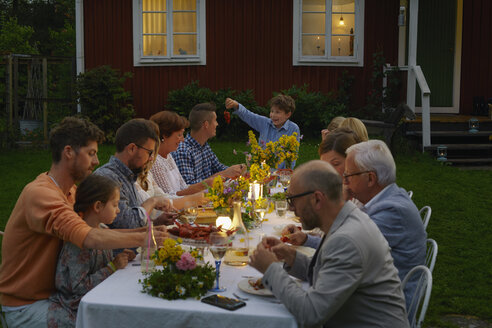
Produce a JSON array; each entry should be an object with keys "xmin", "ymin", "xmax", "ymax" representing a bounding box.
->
[
  {"xmin": 436, "ymin": 145, "xmax": 447, "ymax": 162},
  {"xmin": 468, "ymin": 118, "xmax": 479, "ymax": 133}
]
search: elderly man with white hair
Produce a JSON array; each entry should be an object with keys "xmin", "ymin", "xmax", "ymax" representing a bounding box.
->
[
  {"xmin": 343, "ymin": 139, "xmax": 427, "ymax": 308},
  {"xmin": 250, "ymin": 160, "xmax": 409, "ymax": 327}
]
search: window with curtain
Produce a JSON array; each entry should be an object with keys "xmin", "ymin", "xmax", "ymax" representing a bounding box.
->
[
  {"xmin": 133, "ymin": 0, "xmax": 206, "ymax": 66},
  {"xmin": 293, "ymin": 0, "xmax": 364, "ymax": 66}
]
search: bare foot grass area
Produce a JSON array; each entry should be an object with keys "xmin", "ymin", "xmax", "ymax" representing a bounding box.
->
[{"xmin": 0, "ymin": 141, "xmax": 491, "ymax": 327}]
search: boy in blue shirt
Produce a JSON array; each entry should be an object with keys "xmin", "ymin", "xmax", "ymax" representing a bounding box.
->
[{"xmin": 225, "ymin": 95, "xmax": 300, "ymax": 168}]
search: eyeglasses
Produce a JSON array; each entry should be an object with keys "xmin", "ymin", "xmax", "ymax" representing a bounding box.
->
[
  {"xmin": 286, "ymin": 191, "xmax": 315, "ymax": 206},
  {"xmin": 135, "ymin": 144, "xmax": 154, "ymax": 157},
  {"xmin": 342, "ymin": 170, "xmax": 372, "ymax": 182}
]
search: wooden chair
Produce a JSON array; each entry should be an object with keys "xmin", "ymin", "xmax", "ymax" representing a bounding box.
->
[{"xmin": 402, "ymin": 265, "xmax": 433, "ymax": 328}]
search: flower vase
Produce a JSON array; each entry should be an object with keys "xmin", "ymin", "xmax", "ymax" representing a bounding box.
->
[{"xmin": 224, "ymin": 201, "xmax": 249, "ymax": 266}]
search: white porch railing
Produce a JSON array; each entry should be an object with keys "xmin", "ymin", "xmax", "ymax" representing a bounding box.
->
[
  {"xmin": 407, "ymin": 0, "xmax": 431, "ymax": 151},
  {"xmin": 383, "ymin": 65, "xmax": 431, "ymax": 151}
]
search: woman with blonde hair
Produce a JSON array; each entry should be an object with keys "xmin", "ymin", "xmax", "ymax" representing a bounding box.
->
[
  {"xmin": 339, "ymin": 117, "xmax": 369, "ymax": 141},
  {"xmin": 321, "ymin": 116, "xmax": 345, "ymax": 140}
]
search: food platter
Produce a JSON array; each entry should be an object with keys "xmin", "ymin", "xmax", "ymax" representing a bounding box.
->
[{"xmin": 237, "ymin": 278, "xmax": 273, "ymax": 296}]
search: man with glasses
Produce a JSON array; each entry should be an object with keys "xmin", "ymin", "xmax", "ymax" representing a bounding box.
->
[
  {"xmin": 250, "ymin": 160, "xmax": 409, "ymax": 327},
  {"xmin": 344, "ymin": 140, "xmax": 426, "ymax": 309},
  {"xmin": 95, "ymin": 119, "xmax": 173, "ymax": 237}
]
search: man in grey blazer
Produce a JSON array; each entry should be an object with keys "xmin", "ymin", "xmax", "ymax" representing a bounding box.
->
[{"xmin": 250, "ymin": 160, "xmax": 409, "ymax": 327}]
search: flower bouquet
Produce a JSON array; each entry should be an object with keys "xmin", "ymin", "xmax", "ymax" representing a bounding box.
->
[
  {"xmin": 246, "ymin": 130, "xmax": 300, "ymax": 169},
  {"xmin": 205, "ymin": 175, "xmax": 249, "ymax": 211},
  {"xmin": 139, "ymin": 238, "xmax": 215, "ymax": 300}
]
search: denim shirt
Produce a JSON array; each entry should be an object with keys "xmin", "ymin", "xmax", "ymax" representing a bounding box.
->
[
  {"xmin": 94, "ymin": 156, "xmax": 147, "ymax": 230},
  {"xmin": 172, "ymin": 134, "xmax": 228, "ymax": 185},
  {"xmin": 234, "ymin": 103, "xmax": 300, "ymax": 169}
]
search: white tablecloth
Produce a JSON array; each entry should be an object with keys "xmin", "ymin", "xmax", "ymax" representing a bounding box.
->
[{"xmin": 76, "ymin": 212, "xmax": 306, "ymax": 328}]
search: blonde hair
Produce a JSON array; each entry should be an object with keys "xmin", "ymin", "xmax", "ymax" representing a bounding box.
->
[
  {"xmin": 339, "ymin": 117, "xmax": 369, "ymax": 142},
  {"xmin": 327, "ymin": 116, "xmax": 345, "ymax": 131}
]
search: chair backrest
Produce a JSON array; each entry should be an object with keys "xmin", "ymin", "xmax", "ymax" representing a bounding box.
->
[
  {"xmin": 402, "ymin": 265, "xmax": 433, "ymax": 328},
  {"xmin": 426, "ymin": 239, "xmax": 438, "ymax": 273},
  {"xmin": 419, "ymin": 206, "xmax": 432, "ymax": 230},
  {"xmin": 407, "ymin": 190, "xmax": 413, "ymax": 198}
]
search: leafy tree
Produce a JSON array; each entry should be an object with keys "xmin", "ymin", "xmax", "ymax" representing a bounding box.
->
[
  {"xmin": 76, "ymin": 66, "xmax": 135, "ymax": 142},
  {"xmin": 0, "ymin": 15, "xmax": 39, "ymax": 54}
]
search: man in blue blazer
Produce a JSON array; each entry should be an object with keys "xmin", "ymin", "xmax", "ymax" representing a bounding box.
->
[{"xmin": 344, "ymin": 140, "xmax": 427, "ymax": 308}]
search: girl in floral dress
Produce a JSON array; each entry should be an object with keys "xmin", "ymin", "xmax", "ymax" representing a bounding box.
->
[{"xmin": 47, "ymin": 175, "xmax": 135, "ymax": 327}]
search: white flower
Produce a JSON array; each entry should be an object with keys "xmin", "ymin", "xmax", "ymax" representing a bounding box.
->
[{"xmin": 176, "ymin": 286, "xmax": 186, "ymax": 296}]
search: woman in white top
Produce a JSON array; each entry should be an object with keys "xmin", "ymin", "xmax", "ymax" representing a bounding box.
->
[
  {"xmin": 150, "ymin": 111, "xmax": 213, "ymax": 196},
  {"xmin": 136, "ymin": 119, "xmax": 206, "ymax": 222}
]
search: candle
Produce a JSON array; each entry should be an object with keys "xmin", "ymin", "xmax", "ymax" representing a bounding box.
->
[{"xmin": 216, "ymin": 216, "xmax": 232, "ymax": 230}]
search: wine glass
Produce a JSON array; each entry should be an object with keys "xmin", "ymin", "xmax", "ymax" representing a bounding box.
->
[
  {"xmin": 209, "ymin": 231, "xmax": 229, "ymax": 292},
  {"xmin": 254, "ymin": 198, "xmax": 268, "ymax": 228},
  {"xmin": 183, "ymin": 206, "xmax": 198, "ymax": 225},
  {"xmin": 279, "ymin": 173, "xmax": 291, "ymax": 188}
]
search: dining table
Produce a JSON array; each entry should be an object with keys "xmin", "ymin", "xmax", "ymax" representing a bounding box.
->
[{"xmin": 75, "ymin": 209, "xmax": 314, "ymax": 328}]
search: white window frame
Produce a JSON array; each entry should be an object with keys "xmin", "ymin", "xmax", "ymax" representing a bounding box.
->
[
  {"xmin": 293, "ymin": 0, "xmax": 364, "ymax": 66},
  {"xmin": 132, "ymin": 0, "xmax": 206, "ymax": 66}
]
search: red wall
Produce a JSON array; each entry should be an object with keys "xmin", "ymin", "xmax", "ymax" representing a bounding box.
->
[
  {"xmin": 83, "ymin": 0, "xmax": 400, "ymax": 118},
  {"xmin": 460, "ymin": 0, "xmax": 492, "ymax": 115}
]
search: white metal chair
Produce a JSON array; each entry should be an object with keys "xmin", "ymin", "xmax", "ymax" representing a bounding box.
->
[
  {"xmin": 426, "ymin": 239, "xmax": 438, "ymax": 273},
  {"xmin": 402, "ymin": 265, "xmax": 433, "ymax": 328},
  {"xmin": 419, "ymin": 206, "xmax": 432, "ymax": 230},
  {"xmin": 407, "ymin": 190, "xmax": 413, "ymax": 198}
]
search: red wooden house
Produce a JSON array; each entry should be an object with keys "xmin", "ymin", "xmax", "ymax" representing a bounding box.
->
[{"xmin": 76, "ymin": 0, "xmax": 491, "ymax": 121}]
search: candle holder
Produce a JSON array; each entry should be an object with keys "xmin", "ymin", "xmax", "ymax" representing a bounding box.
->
[
  {"xmin": 436, "ymin": 145, "xmax": 447, "ymax": 162},
  {"xmin": 468, "ymin": 118, "xmax": 479, "ymax": 133}
]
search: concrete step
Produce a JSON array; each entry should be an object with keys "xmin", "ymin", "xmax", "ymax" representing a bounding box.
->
[
  {"xmin": 407, "ymin": 131, "xmax": 492, "ymax": 137},
  {"xmin": 425, "ymin": 144, "xmax": 492, "ymax": 150}
]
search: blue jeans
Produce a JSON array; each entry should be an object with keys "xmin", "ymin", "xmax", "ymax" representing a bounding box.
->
[{"xmin": 3, "ymin": 299, "xmax": 49, "ymax": 328}]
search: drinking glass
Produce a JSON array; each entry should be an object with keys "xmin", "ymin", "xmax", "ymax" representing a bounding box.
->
[
  {"xmin": 183, "ymin": 206, "xmax": 198, "ymax": 225},
  {"xmin": 275, "ymin": 200, "xmax": 288, "ymax": 217},
  {"xmin": 209, "ymin": 231, "xmax": 229, "ymax": 292},
  {"xmin": 254, "ymin": 198, "xmax": 268, "ymax": 228},
  {"xmin": 279, "ymin": 174, "xmax": 291, "ymax": 188}
]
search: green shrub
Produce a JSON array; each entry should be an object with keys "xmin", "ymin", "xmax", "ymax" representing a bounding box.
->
[
  {"xmin": 280, "ymin": 84, "xmax": 348, "ymax": 139},
  {"xmin": 166, "ymin": 81, "xmax": 261, "ymax": 140},
  {"xmin": 76, "ymin": 66, "xmax": 135, "ymax": 142}
]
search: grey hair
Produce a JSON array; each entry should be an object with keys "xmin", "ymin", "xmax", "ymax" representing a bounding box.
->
[
  {"xmin": 295, "ymin": 160, "xmax": 343, "ymax": 202},
  {"xmin": 345, "ymin": 140, "xmax": 396, "ymax": 186}
]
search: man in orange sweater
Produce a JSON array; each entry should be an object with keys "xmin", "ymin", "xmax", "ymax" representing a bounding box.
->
[{"xmin": 0, "ymin": 117, "xmax": 169, "ymax": 328}]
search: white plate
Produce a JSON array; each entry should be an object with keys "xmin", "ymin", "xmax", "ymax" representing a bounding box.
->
[{"xmin": 237, "ymin": 278, "xmax": 274, "ymax": 296}]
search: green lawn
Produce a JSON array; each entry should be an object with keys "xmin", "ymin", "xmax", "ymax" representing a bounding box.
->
[{"xmin": 0, "ymin": 140, "xmax": 491, "ymax": 327}]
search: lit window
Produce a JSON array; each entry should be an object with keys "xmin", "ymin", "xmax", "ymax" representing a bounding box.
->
[
  {"xmin": 133, "ymin": 0, "xmax": 206, "ymax": 66},
  {"xmin": 293, "ymin": 0, "xmax": 364, "ymax": 66}
]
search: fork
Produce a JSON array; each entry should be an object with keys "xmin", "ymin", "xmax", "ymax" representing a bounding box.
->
[{"xmin": 233, "ymin": 293, "xmax": 249, "ymax": 301}]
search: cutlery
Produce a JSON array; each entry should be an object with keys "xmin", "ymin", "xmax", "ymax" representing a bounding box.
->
[{"xmin": 233, "ymin": 293, "xmax": 249, "ymax": 301}]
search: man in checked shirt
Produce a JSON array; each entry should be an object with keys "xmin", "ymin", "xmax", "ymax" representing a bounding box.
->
[{"xmin": 173, "ymin": 103, "xmax": 245, "ymax": 184}]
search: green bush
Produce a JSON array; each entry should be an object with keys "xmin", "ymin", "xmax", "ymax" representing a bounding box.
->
[
  {"xmin": 167, "ymin": 81, "xmax": 350, "ymax": 140},
  {"xmin": 166, "ymin": 81, "xmax": 261, "ymax": 140},
  {"xmin": 280, "ymin": 84, "xmax": 348, "ymax": 139},
  {"xmin": 76, "ymin": 66, "xmax": 135, "ymax": 142}
]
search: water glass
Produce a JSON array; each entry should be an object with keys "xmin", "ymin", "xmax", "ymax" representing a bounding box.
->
[{"xmin": 275, "ymin": 200, "xmax": 288, "ymax": 217}]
